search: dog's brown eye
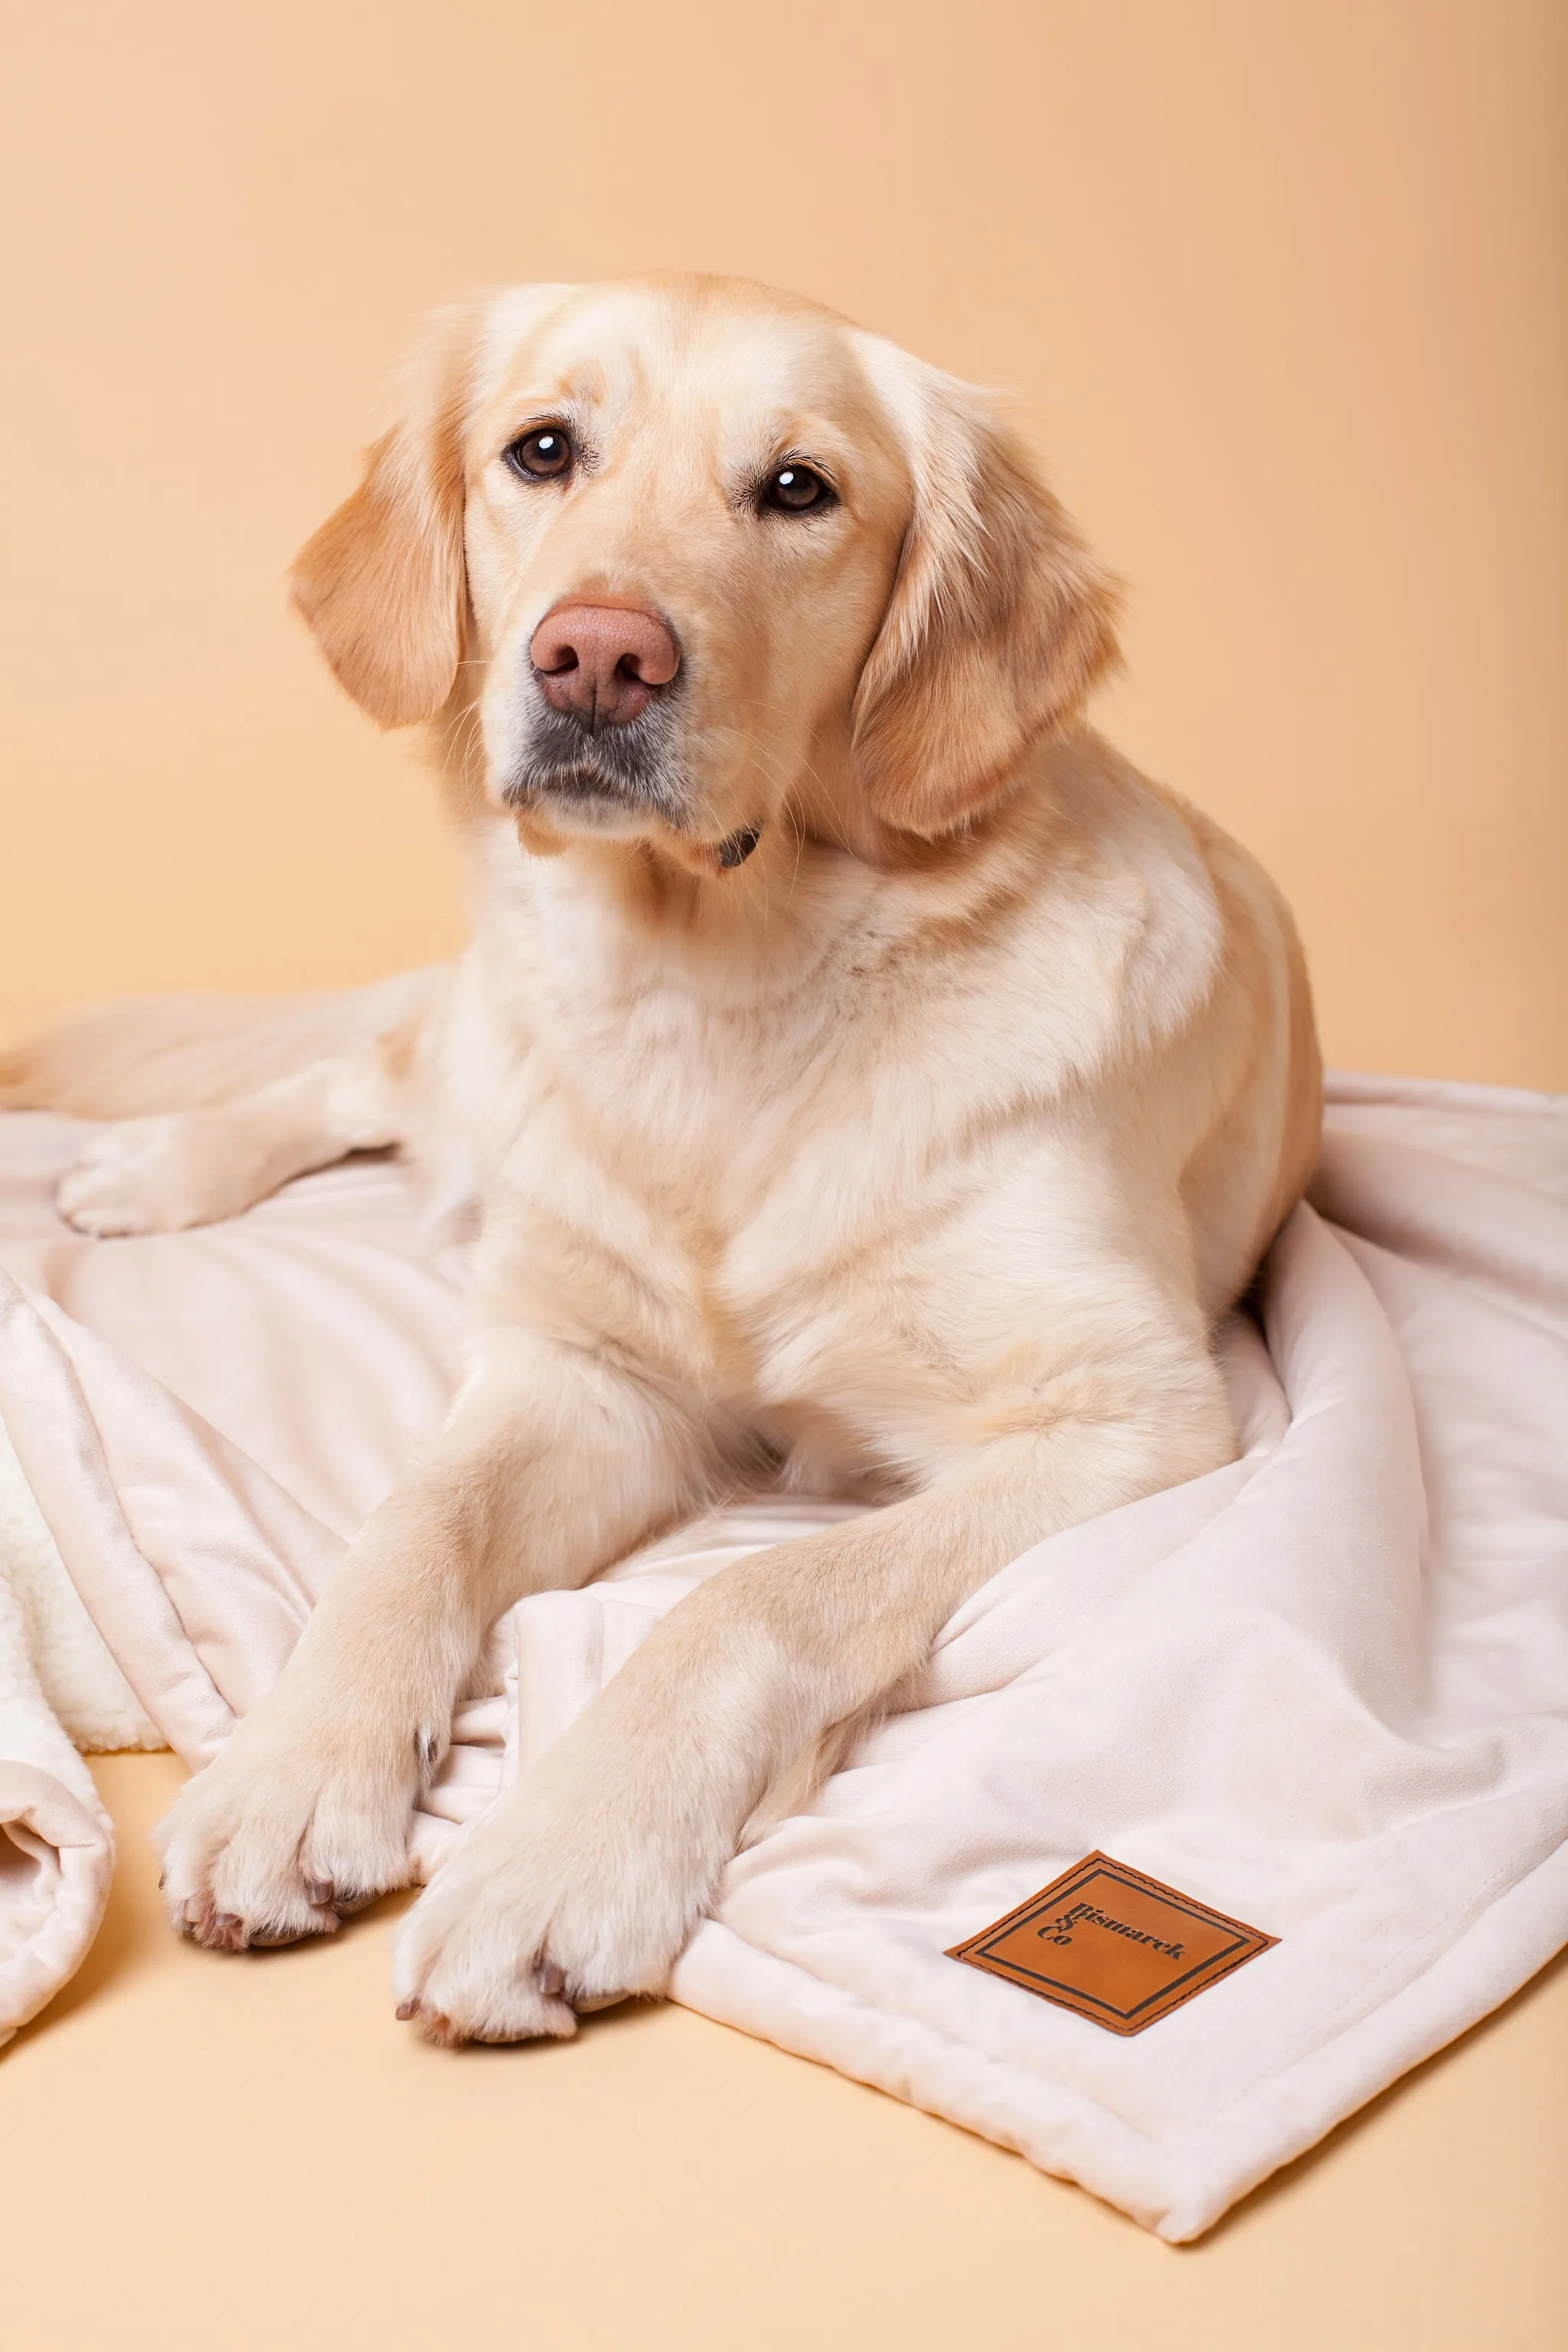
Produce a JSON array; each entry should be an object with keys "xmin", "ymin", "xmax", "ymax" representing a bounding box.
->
[
  {"xmin": 506, "ymin": 427, "xmax": 573, "ymax": 481},
  {"xmin": 762, "ymin": 463, "xmax": 834, "ymax": 514}
]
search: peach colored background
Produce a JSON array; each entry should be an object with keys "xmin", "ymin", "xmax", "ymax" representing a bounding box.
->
[
  {"xmin": 2, "ymin": 0, "xmax": 1564, "ymax": 1084},
  {"xmin": 3, "ymin": 8, "xmax": 1566, "ymax": 2347},
  {"xmin": 5, "ymin": 1756, "xmax": 1563, "ymax": 2352}
]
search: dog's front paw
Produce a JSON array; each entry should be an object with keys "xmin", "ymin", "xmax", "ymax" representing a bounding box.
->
[
  {"xmin": 157, "ymin": 1696, "xmax": 426, "ymax": 1951},
  {"xmin": 57, "ymin": 1113, "xmax": 250, "ymax": 1235},
  {"xmin": 390, "ymin": 1773, "xmax": 711, "ymax": 2045}
]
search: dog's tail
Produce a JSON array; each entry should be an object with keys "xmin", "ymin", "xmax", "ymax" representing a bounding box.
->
[{"xmin": 0, "ymin": 968, "xmax": 449, "ymax": 1118}]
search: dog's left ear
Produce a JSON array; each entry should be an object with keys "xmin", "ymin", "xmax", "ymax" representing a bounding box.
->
[{"xmin": 851, "ymin": 345, "xmax": 1121, "ymax": 835}]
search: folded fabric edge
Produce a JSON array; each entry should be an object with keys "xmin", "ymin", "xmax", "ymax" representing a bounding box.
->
[
  {"xmin": 0, "ymin": 1272, "xmax": 235, "ymax": 1764},
  {"xmin": 0, "ymin": 1405, "xmax": 164, "ymax": 1752},
  {"xmin": 1324, "ymin": 1070, "xmax": 1567, "ymax": 1117},
  {"xmin": 670, "ymin": 1833, "xmax": 1568, "ymax": 2240},
  {"xmin": 0, "ymin": 1759, "xmax": 116, "ymax": 2047}
]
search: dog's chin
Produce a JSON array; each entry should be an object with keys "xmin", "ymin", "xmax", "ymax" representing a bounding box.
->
[
  {"xmin": 495, "ymin": 718, "xmax": 763, "ymax": 873},
  {"xmin": 497, "ymin": 706, "xmax": 691, "ymax": 839},
  {"xmin": 505, "ymin": 773, "xmax": 668, "ymax": 841}
]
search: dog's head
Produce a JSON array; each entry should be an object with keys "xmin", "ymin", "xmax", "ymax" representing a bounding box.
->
[{"xmin": 291, "ymin": 276, "xmax": 1119, "ymax": 867}]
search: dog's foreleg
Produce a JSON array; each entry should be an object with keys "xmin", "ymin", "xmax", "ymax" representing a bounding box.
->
[
  {"xmin": 391, "ymin": 1369, "xmax": 1234, "ymax": 2041},
  {"xmin": 156, "ymin": 1329, "xmax": 710, "ymax": 1950}
]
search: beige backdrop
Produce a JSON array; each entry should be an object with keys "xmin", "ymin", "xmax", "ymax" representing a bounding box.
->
[
  {"xmin": 2, "ymin": 0, "xmax": 1564, "ymax": 1085},
  {"xmin": 3, "ymin": 11, "xmax": 1568, "ymax": 2344}
]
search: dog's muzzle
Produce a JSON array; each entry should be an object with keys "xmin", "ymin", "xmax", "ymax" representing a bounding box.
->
[
  {"xmin": 501, "ymin": 696, "xmax": 687, "ymax": 818},
  {"xmin": 499, "ymin": 599, "xmax": 691, "ymax": 825}
]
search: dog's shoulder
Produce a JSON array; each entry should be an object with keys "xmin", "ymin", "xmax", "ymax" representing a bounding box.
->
[{"xmin": 880, "ymin": 732, "xmax": 1233, "ymax": 1097}]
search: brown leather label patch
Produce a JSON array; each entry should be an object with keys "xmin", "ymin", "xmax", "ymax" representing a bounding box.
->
[{"xmin": 947, "ymin": 1851, "xmax": 1277, "ymax": 2035}]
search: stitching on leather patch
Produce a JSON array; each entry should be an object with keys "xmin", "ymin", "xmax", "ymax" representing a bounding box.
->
[{"xmin": 946, "ymin": 1851, "xmax": 1278, "ymax": 2035}]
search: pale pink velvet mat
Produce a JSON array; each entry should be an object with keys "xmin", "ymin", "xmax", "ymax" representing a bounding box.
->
[{"xmin": 1, "ymin": 1074, "xmax": 1564, "ymax": 2239}]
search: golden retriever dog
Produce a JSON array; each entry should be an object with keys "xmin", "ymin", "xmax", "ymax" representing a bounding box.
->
[{"xmin": 2, "ymin": 275, "xmax": 1321, "ymax": 2042}]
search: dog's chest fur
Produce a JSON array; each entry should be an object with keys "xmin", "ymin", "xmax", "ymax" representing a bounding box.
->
[{"xmin": 442, "ymin": 753, "xmax": 1224, "ymax": 1470}]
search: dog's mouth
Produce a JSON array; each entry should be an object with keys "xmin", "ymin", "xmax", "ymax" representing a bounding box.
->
[
  {"xmin": 499, "ymin": 698, "xmax": 691, "ymax": 834},
  {"xmin": 497, "ymin": 691, "xmax": 761, "ymax": 869}
]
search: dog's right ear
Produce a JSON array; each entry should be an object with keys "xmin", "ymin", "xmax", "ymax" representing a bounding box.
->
[{"xmin": 289, "ymin": 302, "xmax": 483, "ymax": 728}]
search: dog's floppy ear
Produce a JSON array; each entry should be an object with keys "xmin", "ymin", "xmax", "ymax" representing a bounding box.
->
[
  {"xmin": 289, "ymin": 302, "xmax": 485, "ymax": 728},
  {"xmin": 851, "ymin": 344, "xmax": 1120, "ymax": 835}
]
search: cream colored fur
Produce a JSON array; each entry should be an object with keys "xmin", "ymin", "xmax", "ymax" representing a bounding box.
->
[{"xmin": 1, "ymin": 276, "xmax": 1320, "ymax": 2041}]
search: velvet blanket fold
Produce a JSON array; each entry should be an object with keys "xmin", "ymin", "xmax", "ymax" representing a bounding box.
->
[{"xmin": 1, "ymin": 1075, "xmax": 1563, "ymax": 2237}]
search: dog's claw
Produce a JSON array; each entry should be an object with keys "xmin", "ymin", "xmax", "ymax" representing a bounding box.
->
[
  {"xmin": 395, "ymin": 1997, "xmax": 420, "ymax": 2021},
  {"xmin": 539, "ymin": 1961, "xmax": 567, "ymax": 1998},
  {"xmin": 305, "ymin": 1876, "xmax": 335, "ymax": 1906}
]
